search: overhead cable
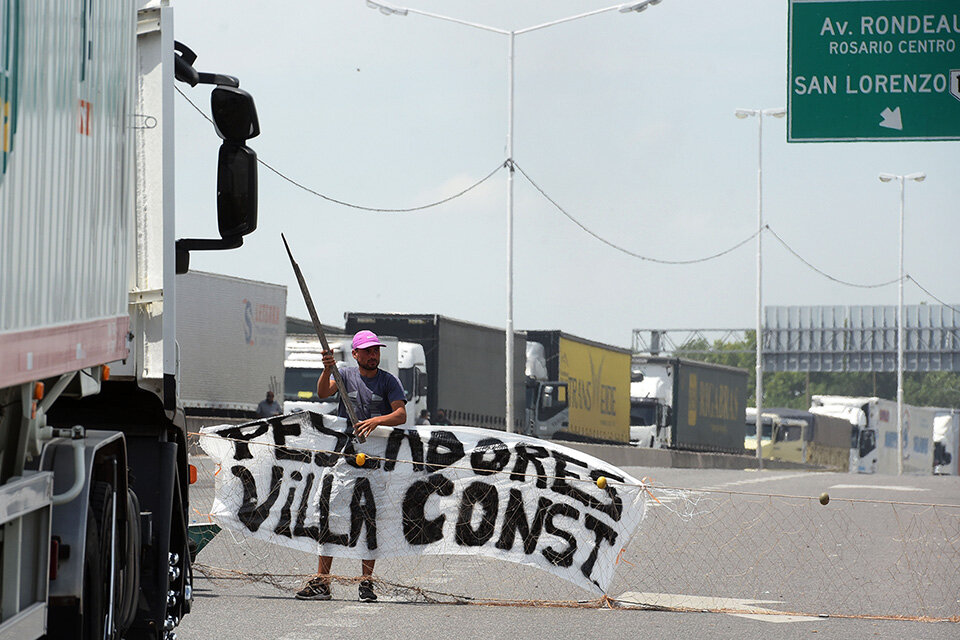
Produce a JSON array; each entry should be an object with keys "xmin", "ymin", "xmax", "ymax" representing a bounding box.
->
[
  {"xmin": 905, "ymin": 276, "xmax": 960, "ymax": 315},
  {"xmin": 513, "ymin": 161, "xmax": 758, "ymax": 264},
  {"xmin": 765, "ymin": 226, "xmax": 901, "ymax": 289},
  {"xmin": 176, "ymin": 86, "xmax": 502, "ymax": 213}
]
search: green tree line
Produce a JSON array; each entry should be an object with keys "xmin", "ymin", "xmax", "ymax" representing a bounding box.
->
[{"xmin": 675, "ymin": 333, "xmax": 960, "ymax": 410}]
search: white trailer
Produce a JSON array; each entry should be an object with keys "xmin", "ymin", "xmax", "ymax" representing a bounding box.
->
[
  {"xmin": 810, "ymin": 396, "xmax": 936, "ymax": 475},
  {"xmin": 0, "ymin": 2, "xmax": 260, "ymax": 638},
  {"xmin": 177, "ymin": 272, "xmax": 287, "ymax": 416}
]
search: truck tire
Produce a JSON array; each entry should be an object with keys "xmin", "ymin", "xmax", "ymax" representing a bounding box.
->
[
  {"xmin": 90, "ymin": 482, "xmax": 121, "ymax": 640},
  {"xmin": 117, "ymin": 488, "xmax": 142, "ymax": 632},
  {"xmin": 82, "ymin": 506, "xmax": 104, "ymax": 640}
]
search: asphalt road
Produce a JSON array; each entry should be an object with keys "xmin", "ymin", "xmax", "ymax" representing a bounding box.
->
[{"xmin": 180, "ymin": 458, "xmax": 960, "ymax": 639}]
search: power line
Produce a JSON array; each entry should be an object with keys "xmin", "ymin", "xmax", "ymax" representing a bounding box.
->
[
  {"xmin": 905, "ymin": 276, "xmax": 960, "ymax": 315},
  {"xmin": 176, "ymin": 86, "xmax": 503, "ymax": 213},
  {"xmin": 513, "ymin": 161, "xmax": 759, "ymax": 265},
  {"xmin": 765, "ymin": 225, "xmax": 901, "ymax": 289}
]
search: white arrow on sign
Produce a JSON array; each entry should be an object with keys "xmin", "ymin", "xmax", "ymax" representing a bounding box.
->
[
  {"xmin": 879, "ymin": 107, "xmax": 902, "ymax": 130},
  {"xmin": 951, "ymin": 69, "xmax": 960, "ymax": 103}
]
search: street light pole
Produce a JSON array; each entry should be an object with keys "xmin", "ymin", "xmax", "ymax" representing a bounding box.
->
[
  {"xmin": 506, "ymin": 31, "xmax": 515, "ymax": 432},
  {"xmin": 735, "ymin": 107, "xmax": 784, "ymax": 470},
  {"xmin": 369, "ymin": 0, "xmax": 666, "ymax": 432},
  {"xmin": 879, "ymin": 171, "xmax": 925, "ymax": 476}
]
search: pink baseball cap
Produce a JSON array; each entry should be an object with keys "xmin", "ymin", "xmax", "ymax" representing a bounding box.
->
[{"xmin": 352, "ymin": 330, "xmax": 386, "ymax": 350}]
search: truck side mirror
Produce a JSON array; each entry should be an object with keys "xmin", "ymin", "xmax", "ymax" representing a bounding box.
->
[
  {"xmin": 217, "ymin": 142, "xmax": 257, "ymax": 238},
  {"xmin": 211, "ymin": 86, "xmax": 260, "ymax": 142}
]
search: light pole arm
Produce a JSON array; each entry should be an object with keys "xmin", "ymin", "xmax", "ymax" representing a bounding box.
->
[
  {"xmin": 516, "ymin": 3, "xmax": 636, "ymax": 34},
  {"xmin": 367, "ymin": 0, "xmax": 509, "ymax": 33},
  {"xmin": 403, "ymin": 7, "xmax": 510, "ymax": 34}
]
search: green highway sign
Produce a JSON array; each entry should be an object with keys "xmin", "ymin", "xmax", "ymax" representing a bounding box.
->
[{"xmin": 788, "ymin": 0, "xmax": 960, "ymax": 142}]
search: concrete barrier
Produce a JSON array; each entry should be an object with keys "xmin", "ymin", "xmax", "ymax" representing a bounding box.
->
[{"xmin": 559, "ymin": 441, "xmax": 823, "ymax": 471}]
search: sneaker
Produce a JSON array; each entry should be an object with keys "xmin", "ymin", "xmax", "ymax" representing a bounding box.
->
[
  {"xmin": 358, "ymin": 580, "xmax": 377, "ymax": 602},
  {"xmin": 295, "ymin": 577, "xmax": 331, "ymax": 601}
]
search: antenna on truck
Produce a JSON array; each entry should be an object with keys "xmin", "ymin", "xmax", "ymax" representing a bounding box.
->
[{"xmin": 281, "ymin": 233, "xmax": 364, "ymax": 443}]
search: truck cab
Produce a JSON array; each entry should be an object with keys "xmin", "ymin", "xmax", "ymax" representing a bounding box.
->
[
  {"xmin": 810, "ymin": 399, "xmax": 875, "ymax": 473},
  {"xmin": 629, "ymin": 362, "xmax": 672, "ymax": 448},
  {"xmin": 523, "ymin": 341, "xmax": 570, "ymax": 438},
  {"xmin": 398, "ymin": 341, "xmax": 429, "ymax": 424},
  {"xmin": 525, "ymin": 379, "xmax": 570, "ymax": 438}
]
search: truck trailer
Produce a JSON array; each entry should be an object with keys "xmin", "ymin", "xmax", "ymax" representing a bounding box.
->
[
  {"xmin": 345, "ymin": 313, "xmax": 526, "ymax": 431},
  {"xmin": 177, "ymin": 271, "xmax": 287, "ymax": 417},
  {"xmin": 525, "ymin": 331, "xmax": 631, "ymax": 443},
  {"xmin": 0, "ymin": 2, "xmax": 260, "ymax": 638},
  {"xmin": 630, "ymin": 357, "xmax": 747, "ymax": 453}
]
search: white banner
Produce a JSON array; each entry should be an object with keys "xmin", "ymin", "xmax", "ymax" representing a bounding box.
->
[{"xmin": 199, "ymin": 412, "xmax": 647, "ymax": 594}]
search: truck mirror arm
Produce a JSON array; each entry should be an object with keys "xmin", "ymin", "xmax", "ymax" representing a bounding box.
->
[
  {"xmin": 175, "ymin": 236, "xmax": 244, "ymax": 274},
  {"xmin": 174, "ymin": 41, "xmax": 240, "ymax": 88},
  {"xmin": 197, "ymin": 72, "xmax": 240, "ymax": 88}
]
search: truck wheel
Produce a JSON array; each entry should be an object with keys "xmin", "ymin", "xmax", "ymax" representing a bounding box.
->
[
  {"xmin": 82, "ymin": 506, "xmax": 105, "ymax": 640},
  {"xmin": 90, "ymin": 482, "xmax": 122, "ymax": 640},
  {"xmin": 117, "ymin": 488, "xmax": 142, "ymax": 633}
]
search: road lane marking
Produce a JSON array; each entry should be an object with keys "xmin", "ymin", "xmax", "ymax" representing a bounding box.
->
[
  {"xmin": 705, "ymin": 472, "xmax": 813, "ymax": 489},
  {"xmin": 829, "ymin": 484, "xmax": 927, "ymax": 492},
  {"xmin": 616, "ymin": 591, "xmax": 819, "ymax": 623}
]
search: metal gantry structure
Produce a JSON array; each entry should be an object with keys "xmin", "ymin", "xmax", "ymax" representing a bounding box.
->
[{"xmin": 634, "ymin": 304, "xmax": 960, "ymax": 373}]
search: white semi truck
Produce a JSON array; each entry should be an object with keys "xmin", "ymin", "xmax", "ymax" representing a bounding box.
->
[
  {"xmin": 810, "ymin": 396, "xmax": 936, "ymax": 474},
  {"xmin": 284, "ymin": 333, "xmax": 428, "ymax": 427},
  {"xmin": 630, "ymin": 357, "xmax": 747, "ymax": 453},
  {"xmin": 0, "ymin": 2, "xmax": 260, "ymax": 638}
]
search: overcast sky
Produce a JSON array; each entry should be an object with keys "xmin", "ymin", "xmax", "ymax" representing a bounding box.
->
[{"xmin": 172, "ymin": 0, "xmax": 960, "ymax": 348}]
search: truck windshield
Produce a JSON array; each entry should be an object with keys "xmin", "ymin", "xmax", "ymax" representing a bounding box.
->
[
  {"xmin": 630, "ymin": 401, "xmax": 657, "ymax": 427},
  {"xmin": 776, "ymin": 425, "xmax": 803, "ymax": 442},
  {"xmin": 744, "ymin": 422, "xmax": 773, "ymax": 439},
  {"xmin": 284, "ymin": 368, "xmax": 324, "ymax": 401}
]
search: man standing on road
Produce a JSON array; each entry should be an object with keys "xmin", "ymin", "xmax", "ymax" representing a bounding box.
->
[
  {"xmin": 255, "ymin": 390, "xmax": 282, "ymax": 418},
  {"xmin": 295, "ymin": 330, "xmax": 406, "ymax": 603}
]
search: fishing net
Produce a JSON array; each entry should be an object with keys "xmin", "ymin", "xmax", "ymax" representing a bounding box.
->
[{"xmin": 186, "ymin": 425, "xmax": 960, "ymax": 621}]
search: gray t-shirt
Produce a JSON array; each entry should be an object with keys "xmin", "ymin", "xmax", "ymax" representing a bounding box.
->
[{"xmin": 337, "ymin": 367, "xmax": 406, "ymax": 421}]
